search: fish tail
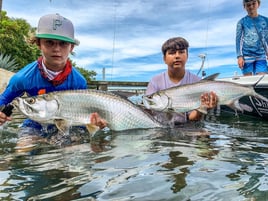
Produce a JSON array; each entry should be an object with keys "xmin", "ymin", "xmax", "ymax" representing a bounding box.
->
[
  {"xmin": 239, "ymin": 103, "xmax": 253, "ymax": 112},
  {"xmin": 227, "ymin": 100, "xmax": 243, "ymax": 112}
]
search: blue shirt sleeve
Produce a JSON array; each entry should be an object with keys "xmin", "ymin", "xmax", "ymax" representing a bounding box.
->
[{"xmin": 236, "ymin": 18, "xmax": 243, "ymax": 58}]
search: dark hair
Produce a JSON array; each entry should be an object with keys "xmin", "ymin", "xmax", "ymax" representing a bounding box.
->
[
  {"xmin": 243, "ymin": 0, "xmax": 260, "ymax": 5},
  {"xmin": 28, "ymin": 37, "xmax": 75, "ymax": 55},
  {"xmin": 161, "ymin": 37, "xmax": 189, "ymax": 55}
]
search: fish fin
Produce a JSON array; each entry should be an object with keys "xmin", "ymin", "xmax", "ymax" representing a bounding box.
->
[
  {"xmin": 238, "ymin": 103, "xmax": 253, "ymax": 112},
  {"xmin": 54, "ymin": 119, "xmax": 70, "ymax": 135},
  {"xmin": 197, "ymin": 105, "xmax": 208, "ymax": 114},
  {"xmin": 227, "ymin": 100, "xmax": 243, "ymax": 112},
  {"xmin": 228, "ymin": 100, "xmax": 253, "ymax": 113},
  {"xmin": 86, "ymin": 124, "xmax": 100, "ymax": 136},
  {"xmin": 111, "ymin": 90, "xmax": 138, "ymax": 98},
  {"xmin": 202, "ymin": 73, "xmax": 220, "ymax": 81}
]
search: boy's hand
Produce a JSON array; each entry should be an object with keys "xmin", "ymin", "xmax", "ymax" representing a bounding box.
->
[
  {"xmin": 237, "ymin": 57, "xmax": 245, "ymax": 69},
  {"xmin": 200, "ymin": 92, "xmax": 218, "ymax": 109}
]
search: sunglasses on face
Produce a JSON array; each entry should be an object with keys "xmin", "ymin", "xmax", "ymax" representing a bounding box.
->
[{"xmin": 42, "ymin": 40, "xmax": 71, "ymax": 48}]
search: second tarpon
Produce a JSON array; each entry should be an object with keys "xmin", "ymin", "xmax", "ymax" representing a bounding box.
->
[{"xmin": 142, "ymin": 80, "xmax": 268, "ymax": 114}]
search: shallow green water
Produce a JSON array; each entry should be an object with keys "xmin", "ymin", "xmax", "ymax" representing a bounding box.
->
[{"xmin": 1, "ymin": 112, "xmax": 268, "ymax": 201}]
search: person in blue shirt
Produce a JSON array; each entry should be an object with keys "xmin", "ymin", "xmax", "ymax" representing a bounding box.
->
[
  {"xmin": 236, "ymin": 0, "xmax": 268, "ymax": 76},
  {"xmin": 0, "ymin": 13, "xmax": 106, "ymax": 136}
]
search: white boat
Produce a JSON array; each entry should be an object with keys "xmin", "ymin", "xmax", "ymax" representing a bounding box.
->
[
  {"xmin": 217, "ymin": 74, "xmax": 268, "ymax": 120},
  {"xmin": 197, "ymin": 54, "xmax": 268, "ymax": 120}
]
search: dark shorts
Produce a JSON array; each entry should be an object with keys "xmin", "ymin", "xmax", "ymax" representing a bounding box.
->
[{"xmin": 243, "ymin": 60, "xmax": 268, "ymax": 75}]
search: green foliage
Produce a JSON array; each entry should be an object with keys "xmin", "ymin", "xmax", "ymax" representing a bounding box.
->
[
  {"xmin": 0, "ymin": 11, "xmax": 40, "ymax": 72},
  {"xmin": 0, "ymin": 53, "xmax": 19, "ymax": 70},
  {"xmin": 75, "ymin": 66, "xmax": 97, "ymax": 82},
  {"xmin": 70, "ymin": 60, "xmax": 97, "ymax": 81}
]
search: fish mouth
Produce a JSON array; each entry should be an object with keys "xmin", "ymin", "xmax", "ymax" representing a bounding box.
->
[
  {"xmin": 11, "ymin": 98, "xmax": 24, "ymax": 113},
  {"xmin": 12, "ymin": 98, "xmax": 35, "ymax": 116}
]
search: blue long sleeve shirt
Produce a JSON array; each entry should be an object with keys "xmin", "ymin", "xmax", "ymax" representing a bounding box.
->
[
  {"xmin": 236, "ymin": 15, "xmax": 268, "ymax": 60},
  {"xmin": 0, "ymin": 61, "xmax": 87, "ymax": 106},
  {"xmin": 0, "ymin": 61, "xmax": 87, "ymax": 131}
]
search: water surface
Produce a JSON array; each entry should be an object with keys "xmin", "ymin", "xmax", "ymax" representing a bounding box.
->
[{"xmin": 1, "ymin": 112, "xmax": 268, "ymax": 201}]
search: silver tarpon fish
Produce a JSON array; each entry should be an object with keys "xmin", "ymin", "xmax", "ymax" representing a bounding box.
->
[
  {"xmin": 142, "ymin": 80, "xmax": 268, "ymax": 114},
  {"xmin": 12, "ymin": 89, "xmax": 163, "ymax": 135}
]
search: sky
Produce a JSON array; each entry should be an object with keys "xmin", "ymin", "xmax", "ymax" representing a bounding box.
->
[{"xmin": 3, "ymin": 0, "xmax": 268, "ymax": 81}]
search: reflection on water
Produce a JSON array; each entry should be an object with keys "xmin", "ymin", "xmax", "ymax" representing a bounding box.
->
[{"xmin": 1, "ymin": 113, "xmax": 268, "ymax": 201}]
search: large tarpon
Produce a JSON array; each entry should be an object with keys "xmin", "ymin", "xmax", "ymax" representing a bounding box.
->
[
  {"xmin": 142, "ymin": 80, "xmax": 268, "ymax": 114},
  {"xmin": 12, "ymin": 89, "xmax": 163, "ymax": 135}
]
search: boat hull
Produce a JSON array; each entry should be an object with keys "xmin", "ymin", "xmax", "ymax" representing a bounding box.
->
[{"xmin": 217, "ymin": 75, "xmax": 268, "ymax": 120}]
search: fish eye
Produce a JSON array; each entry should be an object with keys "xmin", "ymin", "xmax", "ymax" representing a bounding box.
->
[{"xmin": 28, "ymin": 98, "xmax": 36, "ymax": 104}]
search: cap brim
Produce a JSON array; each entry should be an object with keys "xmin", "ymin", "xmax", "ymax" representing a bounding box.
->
[{"xmin": 36, "ymin": 33, "xmax": 79, "ymax": 45}]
